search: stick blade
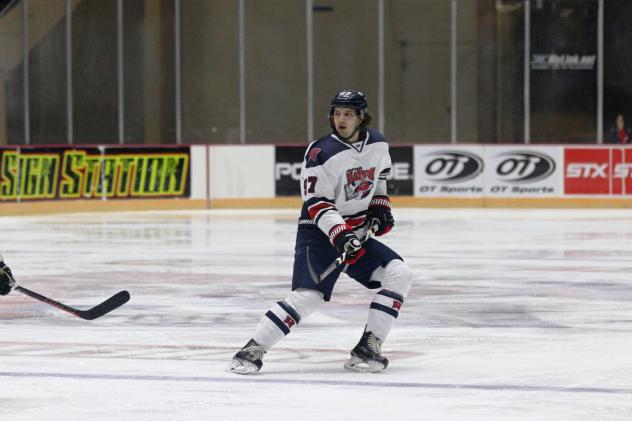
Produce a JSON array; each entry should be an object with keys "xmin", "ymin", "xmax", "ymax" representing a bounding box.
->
[{"xmin": 78, "ymin": 290, "xmax": 131, "ymax": 320}]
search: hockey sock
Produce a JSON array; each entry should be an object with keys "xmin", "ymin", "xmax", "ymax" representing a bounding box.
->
[
  {"xmin": 367, "ymin": 289, "xmax": 404, "ymax": 341},
  {"xmin": 253, "ymin": 288, "xmax": 324, "ymax": 350},
  {"xmin": 366, "ymin": 259, "xmax": 412, "ymax": 341}
]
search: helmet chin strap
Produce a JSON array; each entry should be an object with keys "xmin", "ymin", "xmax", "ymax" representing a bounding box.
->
[
  {"xmin": 332, "ymin": 113, "xmax": 364, "ymax": 141},
  {"xmin": 337, "ymin": 123, "xmax": 361, "ymax": 141}
]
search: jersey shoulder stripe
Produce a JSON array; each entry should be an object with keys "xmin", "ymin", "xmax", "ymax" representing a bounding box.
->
[{"xmin": 304, "ymin": 135, "xmax": 349, "ymax": 168}]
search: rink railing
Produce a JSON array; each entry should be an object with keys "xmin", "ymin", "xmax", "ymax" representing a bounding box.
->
[{"xmin": 0, "ymin": 144, "xmax": 631, "ymax": 214}]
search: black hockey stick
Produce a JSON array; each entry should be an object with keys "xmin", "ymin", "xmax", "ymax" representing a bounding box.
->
[
  {"xmin": 14, "ymin": 286, "xmax": 130, "ymax": 320},
  {"xmin": 317, "ymin": 225, "xmax": 376, "ymax": 283}
]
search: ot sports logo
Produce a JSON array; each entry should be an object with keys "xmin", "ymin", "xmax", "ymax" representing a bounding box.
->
[
  {"xmin": 424, "ymin": 151, "xmax": 483, "ymax": 183},
  {"xmin": 495, "ymin": 151, "xmax": 556, "ymax": 183}
]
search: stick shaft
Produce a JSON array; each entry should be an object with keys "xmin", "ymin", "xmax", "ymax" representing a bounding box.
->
[
  {"xmin": 15, "ymin": 285, "xmax": 83, "ymax": 317},
  {"xmin": 14, "ymin": 285, "xmax": 130, "ymax": 320},
  {"xmin": 317, "ymin": 227, "xmax": 375, "ymax": 283}
]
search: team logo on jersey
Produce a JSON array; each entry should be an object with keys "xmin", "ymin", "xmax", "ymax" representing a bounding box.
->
[
  {"xmin": 307, "ymin": 148, "xmax": 321, "ymax": 162},
  {"xmin": 344, "ymin": 166, "xmax": 376, "ymax": 200}
]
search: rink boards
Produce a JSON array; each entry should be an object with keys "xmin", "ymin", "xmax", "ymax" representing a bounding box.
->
[{"xmin": 0, "ymin": 144, "xmax": 631, "ymax": 214}]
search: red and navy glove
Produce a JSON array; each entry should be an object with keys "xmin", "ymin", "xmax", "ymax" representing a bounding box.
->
[
  {"xmin": 0, "ymin": 256, "xmax": 16, "ymax": 296},
  {"xmin": 329, "ymin": 224, "xmax": 366, "ymax": 264},
  {"xmin": 367, "ymin": 196, "xmax": 394, "ymax": 236}
]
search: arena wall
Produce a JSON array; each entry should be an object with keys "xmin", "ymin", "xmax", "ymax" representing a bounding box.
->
[{"xmin": 0, "ymin": 144, "xmax": 630, "ymax": 215}]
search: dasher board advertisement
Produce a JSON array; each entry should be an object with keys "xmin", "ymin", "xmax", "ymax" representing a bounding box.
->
[
  {"xmin": 414, "ymin": 146, "xmax": 485, "ymax": 197},
  {"xmin": 276, "ymin": 145, "xmax": 414, "ymax": 197},
  {"xmin": 414, "ymin": 146, "xmax": 564, "ymax": 197},
  {"xmin": 0, "ymin": 146, "xmax": 190, "ymax": 201},
  {"xmin": 564, "ymin": 147, "xmax": 632, "ymax": 195},
  {"xmin": 483, "ymin": 147, "xmax": 562, "ymax": 196},
  {"xmin": 275, "ymin": 146, "xmax": 304, "ymax": 196}
]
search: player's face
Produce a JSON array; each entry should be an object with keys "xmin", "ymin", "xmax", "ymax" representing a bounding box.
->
[{"xmin": 332, "ymin": 107, "xmax": 360, "ymax": 140}]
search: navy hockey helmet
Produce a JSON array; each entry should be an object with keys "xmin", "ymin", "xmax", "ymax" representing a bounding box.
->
[
  {"xmin": 328, "ymin": 90, "xmax": 368, "ymax": 118},
  {"xmin": 328, "ymin": 90, "xmax": 370, "ymax": 139}
]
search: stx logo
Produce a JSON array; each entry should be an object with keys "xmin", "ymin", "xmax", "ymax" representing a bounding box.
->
[
  {"xmin": 424, "ymin": 151, "xmax": 483, "ymax": 183},
  {"xmin": 613, "ymin": 163, "xmax": 632, "ymax": 178},
  {"xmin": 346, "ymin": 167, "xmax": 376, "ymax": 185},
  {"xmin": 564, "ymin": 148, "xmax": 632, "ymax": 195},
  {"xmin": 566, "ymin": 163, "xmax": 608, "ymax": 178},
  {"xmin": 392, "ymin": 300, "xmax": 402, "ymax": 311}
]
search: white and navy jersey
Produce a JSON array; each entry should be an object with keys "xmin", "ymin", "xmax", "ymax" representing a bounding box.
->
[{"xmin": 299, "ymin": 127, "xmax": 391, "ymax": 243}]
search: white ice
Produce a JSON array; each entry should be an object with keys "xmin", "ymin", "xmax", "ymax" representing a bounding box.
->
[{"xmin": 1, "ymin": 207, "xmax": 632, "ymax": 420}]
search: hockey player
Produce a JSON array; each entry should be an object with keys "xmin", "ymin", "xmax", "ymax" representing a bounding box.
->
[
  {"xmin": 0, "ymin": 255, "xmax": 16, "ymax": 296},
  {"xmin": 228, "ymin": 90, "xmax": 413, "ymax": 374}
]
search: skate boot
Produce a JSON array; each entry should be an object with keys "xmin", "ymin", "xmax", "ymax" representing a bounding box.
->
[
  {"xmin": 227, "ymin": 339, "xmax": 266, "ymax": 375},
  {"xmin": 344, "ymin": 330, "xmax": 388, "ymax": 372}
]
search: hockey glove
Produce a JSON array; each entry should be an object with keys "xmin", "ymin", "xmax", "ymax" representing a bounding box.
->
[
  {"xmin": 0, "ymin": 256, "xmax": 16, "ymax": 296},
  {"xmin": 367, "ymin": 196, "xmax": 394, "ymax": 236},
  {"xmin": 330, "ymin": 225, "xmax": 366, "ymax": 265}
]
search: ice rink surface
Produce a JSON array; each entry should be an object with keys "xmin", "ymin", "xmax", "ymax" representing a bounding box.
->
[{"xmin": 1, "ymin": 207, "xmax": 632, "ymax": 420}]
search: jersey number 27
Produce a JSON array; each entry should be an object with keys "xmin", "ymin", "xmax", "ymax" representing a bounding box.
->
[{"xmin": 303, "ymin": 176, "xmax": 317, "ymax": 195}]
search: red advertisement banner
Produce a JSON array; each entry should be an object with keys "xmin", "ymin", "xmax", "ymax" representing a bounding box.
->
[{"xmin": 564, "ymin": 148, "xmax": 632, "ymax": 195}]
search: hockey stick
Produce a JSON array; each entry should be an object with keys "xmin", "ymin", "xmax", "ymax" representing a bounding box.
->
[
  {"xmin": 14, "ymin": 286, "xmax": 130, "ymax": 320},
  {"xmin": 317, "ymin": 225, "xmax": 376, "ymax": 283}
]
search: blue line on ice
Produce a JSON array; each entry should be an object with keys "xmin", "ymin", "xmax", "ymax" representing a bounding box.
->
[{"xmin": 1, "ymin": 371, "xmax": 631, "ymax": 395}]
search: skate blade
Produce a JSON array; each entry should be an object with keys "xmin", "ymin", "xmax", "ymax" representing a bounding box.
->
[
  {"xmin": 343, "ymin": 356, "xmax": 386, "ymax": 373},
  {"xmin": 226, "ymin": 359, "xmax": 260, "ymax": 375}
]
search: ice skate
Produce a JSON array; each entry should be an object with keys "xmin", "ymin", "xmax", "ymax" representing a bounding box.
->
[
  {"xmin": 344, "ymin": 330, "xmax": 388, "ymax": 372},
  {"xmin": 227, "ymin": 339, "xmax": 266, "ymax": 375}
]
